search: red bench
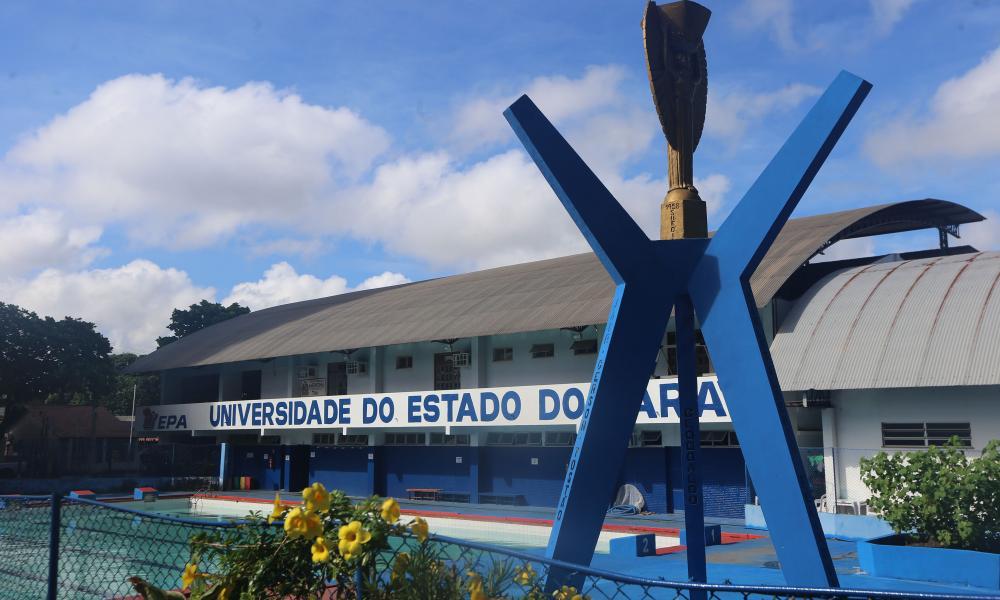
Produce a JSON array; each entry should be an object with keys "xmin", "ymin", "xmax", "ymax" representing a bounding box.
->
[{"xmin": 406, "ymin": 488, "xmax": 441, "ymax": 501}]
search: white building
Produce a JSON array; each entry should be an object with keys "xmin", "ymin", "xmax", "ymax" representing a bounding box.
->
[{"xmin": 129, "ymin": 199, "xmax": 996, "ymax": 518}]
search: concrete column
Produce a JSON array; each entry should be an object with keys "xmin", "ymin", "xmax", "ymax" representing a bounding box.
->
[
  {"xmin": 218, "ymin": 442, "xmax": 228, "ymax": 490},
  {"xmin": 821, "ymin": 407, "xmax": 837, "ymax": 510},
  {"xmin": 471, "ymin": 336, "xmax": 488, "ymax": 388},
  {"xmin": 468, "ymin": 447, "xmax": 481, "ymax": 504},
  {"xmin": 367, "ymin": 445, "xmax": 380, "ymax": 497},
  {"xmin": 370, "ymin": 347, "xmax": 383, "ymax": 393}
]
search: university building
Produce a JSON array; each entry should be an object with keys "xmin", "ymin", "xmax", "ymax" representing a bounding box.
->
[{"xmin": 129, "ymin": 199, "xmax": 1000, "ymax": 519}]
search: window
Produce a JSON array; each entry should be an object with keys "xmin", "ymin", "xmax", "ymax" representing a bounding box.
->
[
  {"xmin": 629, "ymin": 430, "xmax": 662, "ymax": 447},
  {"xmin": 313, "ymin": 433, "xmax": 336, "ymax": 446},
  {"xmin": 429, "ymin": 433, "xmax": 470, "ymax": 445},
  {"xmin": 882, "ymin": 422, "xmax": 971, "ymax": 447},
  {"xmin": 395, "ymin": 355, "xmax": 413, "ymax": 369},
  {"xmin": 337, "ymin": 434, "xmax": 369, "ymax": 446},
  {"xmin": 700, "ymin": 430, "xmax": 739, "ymax": 447},
  {"xmin": 486, "ymin": 432, "xmax": 543, "ymax": 446},
  {"xmin": 530, "ymin": 343, "xmax": 555, "ymax": 359},
  {"xmin": 544, "ymin": 431, "xmax": 576, "ymax": 446},
  {"xmin": 492, "ymin": 347, "xmax": 513, "ymax": 362},
  {"xmin": 664, "ymin": 331, "xmax": 713, "ymax": 376},
  {"xmin": 384, "ymin": 432, "xmax": 426, "ymax": 446},
  {"xmin": 570, "ymin": 339, "xmax": 598, "ymax": 355}
]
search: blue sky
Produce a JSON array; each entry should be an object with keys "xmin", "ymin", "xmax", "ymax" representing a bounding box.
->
[{"xmin": 1, "ymin": 0, "xmax": 999, "ymax": 352}]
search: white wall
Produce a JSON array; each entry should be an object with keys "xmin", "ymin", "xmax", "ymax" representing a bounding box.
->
[{"xmin": 830, "ymin": 386, "xmax": 999, "ymax": 502}]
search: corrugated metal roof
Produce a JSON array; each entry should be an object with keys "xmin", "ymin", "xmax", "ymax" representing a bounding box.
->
[
  {"xmin": 772, "ymin": 252, "xmax": 1000, "ymax": 390},
  {"xmin": 127, "ymin": 200, "xmax": 983, "ymax": 373}
]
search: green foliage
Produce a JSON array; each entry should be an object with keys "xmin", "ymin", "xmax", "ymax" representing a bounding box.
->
[
  {"xmin": 860, "ymin": 438, "xmax": 1000, "ymax": 552},
  {"xmin": 0, "ymin": 302, "xmax": 115, "ymax": 408},
  {"xmin": 156, "ymin": 300, "xmax": 250, "ymax": 347},
  {"xmin": 107, "ymin": 353, "xmax": 160, "ymax": 415},
  {"xmin": 129, "ymin": 485, "xmax": 590, "ymax": 600}
]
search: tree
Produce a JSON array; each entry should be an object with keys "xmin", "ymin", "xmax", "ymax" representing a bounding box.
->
[
  {"xmin": 108, "ymin": 353, "xmax": 161, "ymax": 416},
  {"xmin": 156, "ymin": 300, "xmax": 250, "ymax": 347},
  {"xmin": 860, "ymin": 438, "xmax": 1000, "ymax": 552},
  {"xmin": 0, "ymin": 303, "xmax": 51, "ymax": 406},
  {"xmin": 0, "ymin": 303, "xmax": 115, "ymax": 408}
]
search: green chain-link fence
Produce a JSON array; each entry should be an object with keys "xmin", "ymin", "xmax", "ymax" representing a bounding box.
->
[{"xmin": 2, "ymin": 494, "xmax": 999, "ymax": 600}]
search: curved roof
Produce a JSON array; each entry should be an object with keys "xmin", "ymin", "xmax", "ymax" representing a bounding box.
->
[
  {"xmin": 128, "ymin": 199, "xmax": 983, "ymax": 373},
  {"xmin": 751, "ymin": 199, "xmax": 982, "ymax": 308},
  {"xmin": 772, "ymin": 252, "xmax": 1000, "ymax": 390}
]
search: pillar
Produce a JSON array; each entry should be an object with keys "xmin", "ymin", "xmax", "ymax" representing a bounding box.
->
[
  {"xmin": 218, "ymin": 442, "xmax": 228, "ymax": 490},
  {"xmin": 821, "ymin": 407, "xmax": 837, "ymax": 510}
]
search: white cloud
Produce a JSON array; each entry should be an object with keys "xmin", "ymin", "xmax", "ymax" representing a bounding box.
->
[
  {"xmin": 335, "ymin": 150, "xmax": 588, "ymax": 269},
  {"xmin": 223, "ymin": 262, "xmax": 409, "ymax": 310},
  {"xmin": 811, "ymin": 237, "xmax": 876, "ymax": 263},
  {"xmin": 962, "ymin": 210, "xmax": 1000, "ymax": 251},
  {"xmin": 866, "ymin": 45, "xmax": 1000, "ymax": 166},
  {"xmin": 0, "ymin": 260, "xmax": 214, "ymax": 353},
  {"xmin": 450, "ymin": 65, "xmax": 626, "ymax": 150},
  {"xmin": 0, "ymin": 209, "xmax": 105, "ymax": 277},
  {"xmin": 870, "ymin": 0, "xmax": 917, "ymax": 35},
  {"xmin": 706, "ymin": 83, "xmax": 822, "ymax": 144},
  {"xmin": 733, "ymin": 0, "xmax": 798, "ymax": 51},
  {"xmin": 3, "ymin": 74, "xmax": 390, "ymax": 249}
]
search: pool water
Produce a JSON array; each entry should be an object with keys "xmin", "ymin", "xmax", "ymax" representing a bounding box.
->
[{"xmin": 150, "ymin": 497, "xmax": 678, "ymax": 554}]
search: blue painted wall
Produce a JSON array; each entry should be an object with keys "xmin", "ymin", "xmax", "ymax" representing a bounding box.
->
[
  {"xmin": 669, "ymin": 447, "xmax": 748, "ymax": 518},
  {"xmin": 379, "ymin": 446, "xmax": 473, "ymax": 498},
  {"xmin": 309, "ymin": 446, "xmax": 369, "ymax": 497},
  {"xmin": 479, "ymin": 447, "xmax": 571, "ymax": 507},
  {"xmin": 617, "ymin": 448, "xmax": 669, "ymax": 513},
  {"xmin": 230, "ymin": 445, "xmax": 284, "ymax": 491}
]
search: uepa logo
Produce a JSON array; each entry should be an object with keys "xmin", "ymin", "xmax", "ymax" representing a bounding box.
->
[{"xmin": 142, "ymin": 407, "xmax": 188, "ymax": 430}]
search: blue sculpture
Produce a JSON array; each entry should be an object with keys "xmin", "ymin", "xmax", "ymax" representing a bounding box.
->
[{"xmin": 504, "ymin": 70, "xmax": 871, "ymax": 587}]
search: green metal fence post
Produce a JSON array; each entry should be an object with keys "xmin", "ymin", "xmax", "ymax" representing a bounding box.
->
[{"xmin": 47, "ymin": 493, "xmax": 61, "ymax": 600}]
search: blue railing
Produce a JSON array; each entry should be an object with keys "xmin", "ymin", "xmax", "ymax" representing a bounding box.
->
[{"xmin": 1, "ymin": 494, "xmax": 998, "ymax": 600}]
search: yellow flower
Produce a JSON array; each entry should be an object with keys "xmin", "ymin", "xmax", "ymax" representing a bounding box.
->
[
  {"xmin": 391, "ymin": 552, "xmax": 410, "ymax": 581},
  {"xmin": 515, "ymin": 564, "xmax": 537, "ymax": 586},
  {"xmin": 303, "ymin": 482, "xmax": 331, "ymax": 512},
  {"xmin": 380, "ymin": 497, "xmax": 400, "ymax": 522},
  {"xmin": 337, "ymin": 520, "xmax": 372, "ymax": 560},
  {"xmin": 283, "ymin": 507, "xmax": 307, "ymax": 538},
  {"xmin": 218, "ymin": 587, "xmax": 229, "ymax": 600},
  {"xmin": 338, "ymin": 538, "xmax": 362, "ymax": 560},
  {"xmin": 409, "ymin": 516, "xmax": 429, "ymax": 543},
  {"xmin": 304, "ymin": 510, "xmax": 323, "ymax": 539},
  {"xmin": 180, "ymin": 562, "xmax": 200, "ymax": 589},
  {"xmin": 551, "ymin": 585, "xmax": 589, "ymax": 600},
  {"xmin": 311, "ymin": 537, "xmax": 331, "ymax": 563},
  {"xmin": 468, "ymin": 570, "xmax": 488, "ymax": 600},
  {"xmin": 267, "ymin": 492, "xmax": 286, "ymax": 524}
]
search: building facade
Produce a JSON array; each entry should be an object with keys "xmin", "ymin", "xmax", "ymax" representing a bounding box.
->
[{"xmin": 131, "ymin": 199, "xmax": 997, "ymax": 519}]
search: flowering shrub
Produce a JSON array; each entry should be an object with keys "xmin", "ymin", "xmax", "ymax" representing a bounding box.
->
[
  {"xmin": 860, "ymin": 438, "xmax": 1000, "ymax": 552},
  {"xmin": 128, "ymin": 482, "xmax": 590, "ymax": 599}
]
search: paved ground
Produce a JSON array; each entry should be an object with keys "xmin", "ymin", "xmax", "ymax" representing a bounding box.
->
[{"xmin": 193, "ymin": 490, "xmax": 999, "ymax": 596}]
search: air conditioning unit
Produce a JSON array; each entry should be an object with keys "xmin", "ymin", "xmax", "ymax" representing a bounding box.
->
[
  {"xmin": 447, "ymin": 352, "xmax": 471, "ymax": 368},
  {"xmin": 346, "ymin": 361, "xmax": 368, "ymax": 375}
]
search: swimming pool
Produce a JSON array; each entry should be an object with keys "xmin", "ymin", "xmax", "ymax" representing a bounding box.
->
[{"xmin": 124, "ymin": 496, "xmax": 679, "ymax": 554}]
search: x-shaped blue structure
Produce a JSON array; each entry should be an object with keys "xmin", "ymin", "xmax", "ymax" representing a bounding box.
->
[{"xmin": 504, "ymin": 71, "xmax": 871, "ymax": 587}]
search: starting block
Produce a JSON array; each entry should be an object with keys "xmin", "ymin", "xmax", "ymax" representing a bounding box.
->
[
  {"xmin": 69, "ymin": 490, "xmax": 96, "ymax": 500},
  {"xmin": 133, "ymin": 487, "xmax": 158, "ymax": 502},
  {"xmin": 680, "ymin": 524, "xmax": 722, "ymax": 547},
  {"xmin": 609, "ymin": 534, "xmax": 657, "ymax": 557}
]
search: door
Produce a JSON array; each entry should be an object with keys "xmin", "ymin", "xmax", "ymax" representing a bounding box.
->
[
  {"xmin": 241, "ymin": 370, "xmax": 262, "ymax": 400},
  {"xmin": 434, "ymin": 353, "xmax": 461, "ymax": 390},
  {"xmin": 327, "ymin": 362, "xmax": 347, "ymax": 395},
  {"xmin": 285, "ymin": 445, "xmax": 311, "ymax": 492}
]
